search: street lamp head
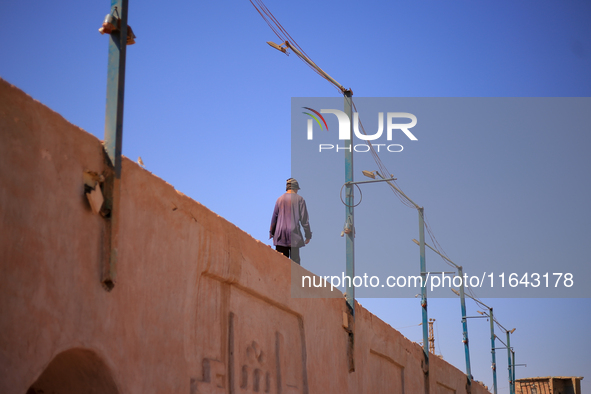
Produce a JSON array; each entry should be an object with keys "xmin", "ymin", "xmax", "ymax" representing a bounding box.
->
[
  {"xmin": 412, "ymin": 239, "xmax": 419, "ymax": 245},
  {"xmin": 267, "ymin": 41, "xmax": 287, "ymax": 54},
  {"xmin": 451, "ymin": 288, "xmax": 460, "ymax": 296},
  {"xmin": 362, "ymin": 170, "xmax": 376, "ymax": 179},
  {"xmin": 509, "ymin": 328, "xmax": 516, "ymax": 334}
]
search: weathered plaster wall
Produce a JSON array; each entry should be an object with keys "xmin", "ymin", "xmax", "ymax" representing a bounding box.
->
[{"xmin": 0, "ymin": 78, "xmax": 490, "ymax": 394}]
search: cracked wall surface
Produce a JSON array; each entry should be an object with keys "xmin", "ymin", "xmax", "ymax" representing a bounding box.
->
[{"xmin": 0, "ymin": 78, "xmax": 490, "ymax": 394}]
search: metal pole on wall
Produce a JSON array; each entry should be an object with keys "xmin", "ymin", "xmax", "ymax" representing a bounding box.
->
[
  {"xmin": 343, "ymin": 90, "xmax": 356, "ymax": 372},
  {"xmin": 418, "ymin": 207, "xmax": 429, "ymax": 362},
  {"xmin": 457, "ymin": 266, "xmax": 472, "ymax": 384},
  {"xmin": 102, "ymin": 0, "xmax": 130, "ymax": 290},
  {"xmin": 507, "ymin": 331, "xmax": 513, "ymax": 394},
  {"xmin": 512, "ymin": 350, "xmax": 516, "ymax": 393},
  {"xmin": 490, "ymin": 308, "xmax": 498, "ymax": 394},
  {"xmin": 344, "ymin": 90, "xmax": 355, "ymax": 314}
]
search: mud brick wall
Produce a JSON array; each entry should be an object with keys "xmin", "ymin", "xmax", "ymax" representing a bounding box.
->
[{"xmin": 0, "ymin": 79, "xmax": 490, "ymax": 394}]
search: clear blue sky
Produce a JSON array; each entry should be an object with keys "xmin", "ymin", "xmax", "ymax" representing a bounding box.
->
[{"xmin": 1, "ymin": 0, "xmax": 590, "ymax": 392}]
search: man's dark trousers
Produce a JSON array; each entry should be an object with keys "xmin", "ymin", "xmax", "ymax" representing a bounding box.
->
[{"xmin": 276, "ymin": 245, "xmax": 300, "ymax": 265}]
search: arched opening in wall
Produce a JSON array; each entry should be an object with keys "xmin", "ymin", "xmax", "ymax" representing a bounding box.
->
[{"xmin": 27, "ymin": 348, "xmax": 119, "ymax": 394}]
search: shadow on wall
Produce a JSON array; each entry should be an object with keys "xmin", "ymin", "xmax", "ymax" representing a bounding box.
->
[{"xmin": 27, "ymin": 348, "xmax": 119, "ymax": 394}]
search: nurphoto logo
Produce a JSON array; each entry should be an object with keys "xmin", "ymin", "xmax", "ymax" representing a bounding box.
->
[{"xmin": 302, "ymin": 107, "xmax": 418, "ymax": 153}]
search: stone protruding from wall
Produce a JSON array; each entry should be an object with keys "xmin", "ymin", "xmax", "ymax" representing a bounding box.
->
[{"xmin": 0, "ymin": 78, "xmax": 490, "ymax": 394}]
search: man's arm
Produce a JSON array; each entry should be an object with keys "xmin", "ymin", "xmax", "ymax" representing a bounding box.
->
[
  {"xmin": 269, "ymin": 199, "xmax": 279, "ymax": 239},
  {"xmin": 300, "ymin": 199, "xmax": 312, "ymax": 244}
]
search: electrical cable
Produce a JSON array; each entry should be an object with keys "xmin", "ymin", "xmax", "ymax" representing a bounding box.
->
[
  {"xmin": 249, "ymin": 0, "xmax": 343, "ymax": 93},
  {"xmin": 339, "ymin": 183, "xmax": 363, "ymax": 208}
]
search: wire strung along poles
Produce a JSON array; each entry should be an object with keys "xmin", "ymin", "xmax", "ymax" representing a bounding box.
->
[{"xmin": 413, "ymin": 239, "xmax": 473, "ymax": 385}]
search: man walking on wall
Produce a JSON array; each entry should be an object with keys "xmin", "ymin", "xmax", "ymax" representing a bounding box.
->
[{"xmin": 269, "ymin": 178, "xmax": 312, "ymax": 265}]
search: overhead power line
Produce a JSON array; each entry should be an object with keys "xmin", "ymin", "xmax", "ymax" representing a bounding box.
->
[{"xmin": 249, "ymin": 0, "xmax": 343, "ymax": 93}]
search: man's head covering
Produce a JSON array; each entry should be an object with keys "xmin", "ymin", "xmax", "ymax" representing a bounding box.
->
[{"xmin": 286, "ymin": 178, "xmax": 300, "ymax": 191}]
